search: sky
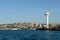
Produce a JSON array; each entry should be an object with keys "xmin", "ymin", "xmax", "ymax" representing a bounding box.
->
[{"xmin": 0, "ymin": 0, "xmax": 60, "ymax": 24}]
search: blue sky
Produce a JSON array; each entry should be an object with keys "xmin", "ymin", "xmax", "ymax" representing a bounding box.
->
[{"xmin": 0, "ymin": 0, "xmax": 60, "ymax": 24}]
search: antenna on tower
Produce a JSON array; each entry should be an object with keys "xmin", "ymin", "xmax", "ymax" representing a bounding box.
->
[{"xmin": 45, "ymin": 9, "xmax": 49, "ymax": 13}]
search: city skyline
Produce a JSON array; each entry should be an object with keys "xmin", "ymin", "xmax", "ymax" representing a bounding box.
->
[{"xmin": 0, "ymin": 0, "xmax": 60, "ymax": 24}]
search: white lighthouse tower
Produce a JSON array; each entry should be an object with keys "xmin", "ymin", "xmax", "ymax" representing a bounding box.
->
[{"xmin": 45, "ymin": 11, "xmax": 50, "ymax": 29}]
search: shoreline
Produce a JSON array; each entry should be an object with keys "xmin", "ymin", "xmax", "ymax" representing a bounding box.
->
[{"xmin": 0, "ymin": 28, "xmax": 60, "ymax": 31}]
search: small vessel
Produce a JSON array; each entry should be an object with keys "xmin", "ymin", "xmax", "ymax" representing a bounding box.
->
[{"xmin": 11, "ymin": 28, "xmax": 18, "ymax": 30}]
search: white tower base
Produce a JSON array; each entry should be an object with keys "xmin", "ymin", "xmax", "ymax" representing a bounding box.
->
[{"xmin": 46, "ymin": 15, "xmax": 49, "ymax": 29}]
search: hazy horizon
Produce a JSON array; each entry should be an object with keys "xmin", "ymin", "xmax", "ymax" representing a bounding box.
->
[{"xmin": 0, "ymin": 0, "xmax": 60, "ymax": 24}]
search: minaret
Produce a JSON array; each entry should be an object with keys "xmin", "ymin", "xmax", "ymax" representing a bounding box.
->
[{"xmin": 45, "ymin": 11, "xmax": 50, "ymax": 29}]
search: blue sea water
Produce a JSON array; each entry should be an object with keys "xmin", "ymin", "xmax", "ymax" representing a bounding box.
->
[{"xmin": 0, "ymin": 30, "xmax": 60, "ymax": 40}]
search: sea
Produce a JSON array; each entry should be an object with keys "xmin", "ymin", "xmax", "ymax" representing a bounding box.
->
[{"xmin": 0, "ymin": 30, "xmax": 60, "ymax": 40}]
